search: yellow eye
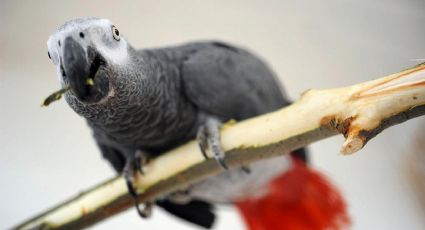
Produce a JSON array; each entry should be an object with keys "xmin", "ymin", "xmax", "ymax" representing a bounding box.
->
[{"xmin": 112, "ymin": 26, "xmax": 120, "ymax": 41}]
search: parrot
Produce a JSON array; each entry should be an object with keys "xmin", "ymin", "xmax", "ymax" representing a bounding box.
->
[{"xmin": 46, "ymin": 17, "xmax": 350, "ymax": 229}]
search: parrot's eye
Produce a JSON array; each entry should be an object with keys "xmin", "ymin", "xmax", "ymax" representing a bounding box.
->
[
  {"xmin": 112, "ymin": 26, "xmax": 120, "ymax": 41},
  {"xmin": 48, "ymin": 51, "xmax": 51, "ymax": 59}
]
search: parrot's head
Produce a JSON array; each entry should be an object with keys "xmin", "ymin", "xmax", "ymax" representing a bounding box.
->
[{"xmin": 47, "ymin": 18, "xmax": 131, "ymax": 104}]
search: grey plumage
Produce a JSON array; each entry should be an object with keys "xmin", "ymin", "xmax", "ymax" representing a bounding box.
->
[
  {"xmin": 48, "ymin": 18, "xmax": 292, "ymax": 227},
  {"xmin": 66, "ymin": 42, "xmax": 287, "ymax": 156}
]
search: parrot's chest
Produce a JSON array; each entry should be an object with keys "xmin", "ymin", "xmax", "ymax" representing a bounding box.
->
[{"xmin": 91, "ymin": 102, "xmax": 198, "ymax": 153}]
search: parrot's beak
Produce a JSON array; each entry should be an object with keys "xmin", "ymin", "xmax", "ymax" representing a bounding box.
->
[
  {"xmin": 63, "ymin": 37, "xmax": 90, "ymax": 100},
  {"xmin": 62, "ymin": 36, "xmax": 109, "ymax": 103}
]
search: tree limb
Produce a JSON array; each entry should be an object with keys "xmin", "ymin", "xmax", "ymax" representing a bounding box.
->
[{"xmin": 13, "ymin": 63, "xmax": 425, "ymax": 230}]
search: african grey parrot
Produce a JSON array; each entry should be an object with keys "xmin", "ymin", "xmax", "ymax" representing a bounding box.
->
[{"xmin": 46, "ymin": 18, "xmax": 348, "ymax": 229}]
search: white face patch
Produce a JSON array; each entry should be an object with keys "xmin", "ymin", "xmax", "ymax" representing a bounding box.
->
[
  {"xmin": 47, "ymin": 18, "xmax": 129, "ymax": 84},
  {"xmin": 91, "ymin": 19, "xmax": 129, "ymax": 65}
]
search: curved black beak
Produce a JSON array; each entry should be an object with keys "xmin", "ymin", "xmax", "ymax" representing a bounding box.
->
[
  {"xmin": 62, "ymin": 37, "xmax": 108, "ymax": 103},
  {"xmin": 63, "ymin": 37, "xmax": 91, "ymax": 100}
]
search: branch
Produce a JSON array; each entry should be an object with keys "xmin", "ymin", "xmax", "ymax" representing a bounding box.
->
[{"xmin": 14, "ymin": 63, "xmax": 425, "ymax": 230}]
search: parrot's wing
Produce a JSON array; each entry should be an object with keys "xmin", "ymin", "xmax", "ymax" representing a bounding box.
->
[{"xmin": 181, "ymin": 42, "xmax": 288, "ymax": 121}]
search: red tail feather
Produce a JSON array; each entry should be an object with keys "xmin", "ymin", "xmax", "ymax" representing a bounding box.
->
[{"xmin": 236, "ymin": 159, "xmax": 350, "ymax": 230}]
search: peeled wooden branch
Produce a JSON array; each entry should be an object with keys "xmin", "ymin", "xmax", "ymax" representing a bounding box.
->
[{"xmin": 14, "ymin": 63, "xmax": 425, "ymax": 230}]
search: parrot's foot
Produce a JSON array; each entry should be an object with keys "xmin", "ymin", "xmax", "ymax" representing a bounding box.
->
[
  {"xmin": 197, "ymin": 118, "xmax": 228, "ymax": 169},
  {"xmin": 133, "ymin": 150, "xmax": 147, "ymax": 175},
  {"xmin": 123, "ymin": 151, "xmax": 152, "ymax": 218}
]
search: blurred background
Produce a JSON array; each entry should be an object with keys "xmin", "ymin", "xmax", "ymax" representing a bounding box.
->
[{"xmin": 1, "ymin": 0, "xmax": 425, "ymax": 229}]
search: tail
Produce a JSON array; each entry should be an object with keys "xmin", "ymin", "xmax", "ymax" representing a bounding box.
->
[{"xmin": 235, "ymin": 158, "xmax": 350, "ymax": 230}]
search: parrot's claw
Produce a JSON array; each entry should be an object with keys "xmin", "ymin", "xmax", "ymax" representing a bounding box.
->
[
  {"xmin": 197, "ymin": 118, "xmax": 228, "ymax": 170},
  {"xmin": 196, "ymin": 125, "xmax": 209, "ymax": 160},
  {"xmin": 136, "ymin": 201, "xmax": 152, "ymax": 218},
  {"xmin": 134, "ymin": 149, "xmax": 147, "ymax": 175},
  {"xmin": 123, "ymin": 152, "xmax": 152, "ymax": 218}
]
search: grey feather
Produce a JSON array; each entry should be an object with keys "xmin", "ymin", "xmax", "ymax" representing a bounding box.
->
[{"xmin": 180, "ymin": 42, "xmax": 289, "ymax": 120}]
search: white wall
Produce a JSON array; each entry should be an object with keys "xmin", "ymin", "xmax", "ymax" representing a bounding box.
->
[{"xmin": 1, "ymin": 0, "xmax": 425, "ymax": 229}]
